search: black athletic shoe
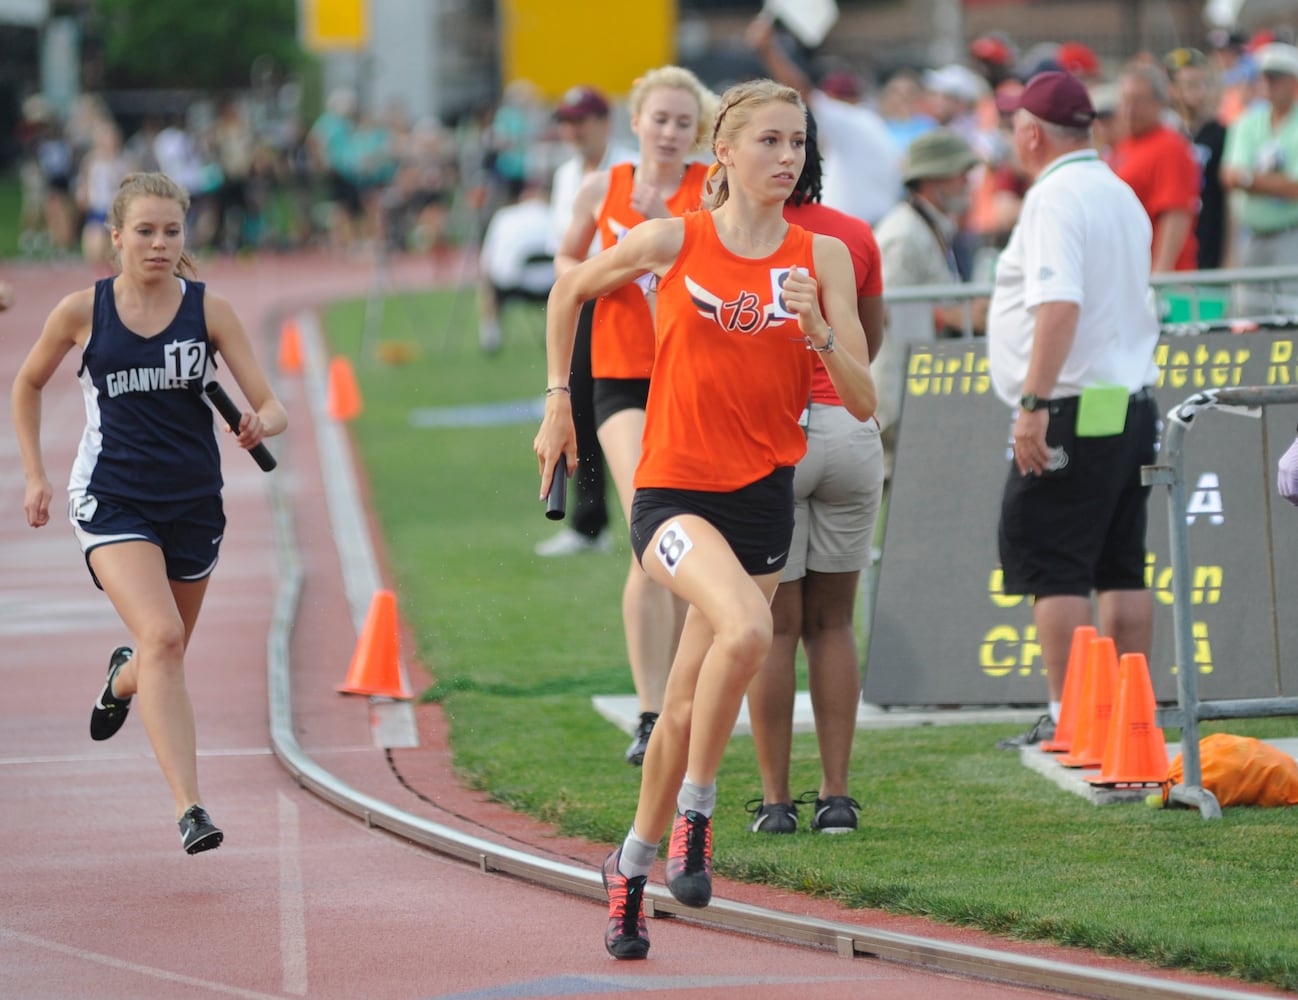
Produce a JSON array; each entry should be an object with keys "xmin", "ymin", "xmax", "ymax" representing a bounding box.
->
[
  {"xmin": 602, "ymin": 849, "xmax": 650, "ymax": 960},
  {"xmin": 178, "ymin": 805, "xmax": 224, "ymax": 855},
  {"xmin": 804, "ymin": 794, "xmax": 861, "ymax": 834},
  {"xmin": 90, "ymin": 646, "xmax": 134, "ymax": 741},
  {"xmin": 625, "ymin": 711, "xmax": 658, "ymax": 766},
  {"xmin": 995, "ymin": 714, "xmax": 1055, "ymax": 750},
  {"xmin": 745, "ymin": 798, "xmax": 798, "ymax": 834},
  {"xmin": 665, "ymin": 810, "xmax": 712, "ymax": 907}
]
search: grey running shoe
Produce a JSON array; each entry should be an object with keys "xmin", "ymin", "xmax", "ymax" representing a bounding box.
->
[
  {"xmin": 625, "ymin": 711, "xmax": 658, "ymax": 766},
  {"xmin": 995, "ymin": 714, "xmax": 1054, "ymax": 750},
  {"xmin": 745, "ymin": 798, "xmax": 798, "ymax": 834},
  {"xmin": 178, "ymin": 805, "xmax": 224, "ymax": 855},
  {"xmin": 90, "ymin": 646, "xmax": 134, "ymax": 741}
]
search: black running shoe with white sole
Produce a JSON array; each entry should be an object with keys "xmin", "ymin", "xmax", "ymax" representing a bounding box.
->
[
  {"xmin": 802, "ymin": 793, "xmax": 860, "ymax": 834},
  {"xmin": 745, "ymin": 798, "xmax": 798, "ymax": 834},
  {"xmin": 625, "ymin": 711, "xmax": 658, "ymax": 766},
  {"xmin": 90, "ymin": 646, "xmax": 134, "ymax": 741},
  {"xmin": 178, "ymin": 805, "xmax": 224, "ymax": 855}
]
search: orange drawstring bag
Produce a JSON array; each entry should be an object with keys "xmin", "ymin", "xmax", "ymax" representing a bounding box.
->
[{"xmin": 1163, "ymin": 733, "xmax": 1298, "ymax": 808}]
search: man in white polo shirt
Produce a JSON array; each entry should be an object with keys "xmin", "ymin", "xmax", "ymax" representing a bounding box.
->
[{"xmin": 987, "ymin": 71, "xmax": 1162, "ymax": 749}]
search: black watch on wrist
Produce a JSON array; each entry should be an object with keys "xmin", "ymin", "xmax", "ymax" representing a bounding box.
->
[{"xmin": 1019, "ymin": 393, "xmax": 1047, "ymax": 412}]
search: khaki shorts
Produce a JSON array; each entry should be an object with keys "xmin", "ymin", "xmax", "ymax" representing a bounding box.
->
[{"xmin": 782, "ymin": 404, "xmax": 884, "ymax": 582}]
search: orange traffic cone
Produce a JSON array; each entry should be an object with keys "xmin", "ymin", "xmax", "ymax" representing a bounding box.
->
[
  {"xmin": 1086, "ymin": 653, "xmax": 1169, "ymax": 786},
  {"xmin": 278, "ymin": 318, "xmax": 303, "ymax": 374},
  {"xmin": 337, "ymin": 590, "xmax": 411, "ymax": 698},
  {"xmin": 326, "ymin": 356, "xmax": 363, "ymax": 421},
  {"xmin": 1040, "ymin": 624, "xmax": 1096, "ymax": 753},
  {"xmin": 1057, "ymin": 636, "xmax": 1119, "ymax": 769}
]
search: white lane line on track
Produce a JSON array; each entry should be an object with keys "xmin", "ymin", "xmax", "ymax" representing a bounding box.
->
[
  {"xmin": 278, "ymin": 792, "xmax": 308, "ymax": 996},
  {"xmin": 0, "ymin": 925, "xmax": 288, "ymax": 1000}
]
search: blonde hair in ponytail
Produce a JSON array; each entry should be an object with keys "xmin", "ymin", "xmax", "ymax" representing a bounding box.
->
[{"xmin": 702, "ymin": 79, "xmax": 804, "ymax": 210}]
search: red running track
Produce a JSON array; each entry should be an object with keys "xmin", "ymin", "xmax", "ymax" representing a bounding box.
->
[{"xmin": 0, "ymin": 253, "xmax": 1288, "ymax": 1000}]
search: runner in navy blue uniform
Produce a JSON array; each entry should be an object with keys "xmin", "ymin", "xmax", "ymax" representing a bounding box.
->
[{"xmin": 12, "ymin": 172, "xmax": 287, "ymax": 855}]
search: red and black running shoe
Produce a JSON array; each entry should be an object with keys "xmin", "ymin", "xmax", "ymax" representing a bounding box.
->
[
  {"xmin": 665, "ymin": 810, "xmax": 712, "ymax": 907},
  {"xmin": 601, "ymin": 850, "xmax": 649, "ymax": 959}
]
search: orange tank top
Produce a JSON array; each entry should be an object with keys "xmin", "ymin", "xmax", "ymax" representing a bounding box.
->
[
  {"xmin": 592, "ymin": 161, "xmax": 709, "ymax": 380},
  {"xmin": 635, "ymin": 210, "xmax": 815, "ymax": 492}
]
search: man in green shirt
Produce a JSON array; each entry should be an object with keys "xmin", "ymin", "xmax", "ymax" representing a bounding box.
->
[{"xmin": 1222, "ymin": 43, "xmax": 1298, "ymax": 312}]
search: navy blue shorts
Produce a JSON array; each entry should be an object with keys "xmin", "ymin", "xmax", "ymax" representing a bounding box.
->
[
  {"xmin": 630, "ymin": 467, "xmax": 795, "ymax": 576},
  {"xmin": 69, "ymin": 491, "xmax": 226, "ymax": 590}
]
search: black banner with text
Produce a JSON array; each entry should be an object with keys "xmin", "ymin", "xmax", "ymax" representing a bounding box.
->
[{"xmin": 865, "ymin": 332, "xmax": 1298, "ymax": 706}]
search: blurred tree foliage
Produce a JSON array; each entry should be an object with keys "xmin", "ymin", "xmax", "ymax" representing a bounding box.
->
[{"xmin": 96, "ymin": 0, "xmax": 305, "ymax": 90}]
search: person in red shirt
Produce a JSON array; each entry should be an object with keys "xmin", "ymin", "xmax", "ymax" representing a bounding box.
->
[
  {"xmin": 554, "ymin": 66, "xmax": 715, "ymax": 767},
  {"xmin": 1109, "ymin": 62, "xmax": 1202, "ymax": 272},
  {"xmin": 535, "ymin": 78, "xmax": 875, "ymax": 960},
  {"xmin": 744, "ymin": 112, "xmax": 884, "ymax": 836}
]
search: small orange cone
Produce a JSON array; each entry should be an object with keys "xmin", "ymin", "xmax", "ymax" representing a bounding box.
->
[
  {"xmin": 1057, "ymin": 636, "xmax": 1119, "ymax": 769},
  {"xmin": 1040, "ymin": 624, "xmax": 1096, "ymax": 753},
  {"xmin": 278, "ymin": 318, "xmax": 303, "ymax": 374},
  {"xmin": 337, "ymin": 590, "xmax": 411, "ymax": 698},
  {"xmin": 1086, "ymin": 653, "xmax": 1169, "ymax": 786},
  {"xmin": 326, "ymin": 356, "xmax": 363, "ymax": 421}
]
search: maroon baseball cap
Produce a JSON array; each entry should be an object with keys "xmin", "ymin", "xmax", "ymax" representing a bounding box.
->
[
  {"xmin": 554, "ymin": 86, "xmax": 610, "ymax": 122},
  {"xmin": 1002, "ymin": 70, "xmax": 1095, "ymax": 127}
]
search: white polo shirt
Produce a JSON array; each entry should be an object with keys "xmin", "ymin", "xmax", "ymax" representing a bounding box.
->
[{"xmin": 987, "ymin": 149, "xmax": 1160, "ymax": 407}]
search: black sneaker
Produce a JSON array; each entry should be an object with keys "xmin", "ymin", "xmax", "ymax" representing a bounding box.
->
[
  {"xmin": 800, "ymin": 793, "xmax": 860, "ymax": 834},
  {"xmin": 745, "ymin": 798, "xmax": 798, "ymax": 834},
  {"xmin": 665, "ymin": 810, "xmax": 712, "ymax": 907},
  {"xmin": 995, "ymin": 713, "xmax": 1054, "ymax": 750},
  {"xmin": 625, "ymin": 711, "xmax": 658, "ymax": 766},
  {"xmin": 90, "ymin": 646, "xmax": 134, "ymax": 741},
  {"xmin": 178, "ymin": 805, "xmax": 224, "ymax": 855},
  {"xmin": 601, "ymin": 849, "xmax": 650, "ymax": 960}
]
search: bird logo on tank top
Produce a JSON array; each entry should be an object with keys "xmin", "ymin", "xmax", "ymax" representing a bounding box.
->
[{"xmin": 685, "ymin": 268, "xmax": 800, "ymax": 335}]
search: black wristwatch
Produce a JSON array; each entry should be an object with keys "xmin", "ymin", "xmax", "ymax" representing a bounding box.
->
[{"xmin": 1019, "ymin": 393, "xmax": 1047, "ymax": 412}]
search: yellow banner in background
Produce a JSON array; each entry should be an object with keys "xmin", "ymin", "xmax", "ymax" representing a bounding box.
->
[
  {"xmin": 499, "ymin": 0, "xmax": 675, "ymax": 101},
  {"xmin": 302, "ymin": 0, "xmax": 370, "ymax": 53}
]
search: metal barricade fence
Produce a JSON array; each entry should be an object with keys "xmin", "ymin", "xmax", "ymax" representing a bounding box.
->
[
  {"xmin": 1143, "ymin": 386, "xmax": 1298, "ymax": 819},
  {"xmin": 879, "ymin": 264, "xmax": 1298, "ymax": 336}
]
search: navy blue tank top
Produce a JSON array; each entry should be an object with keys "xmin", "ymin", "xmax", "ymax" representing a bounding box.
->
[{"xmin": 70, "ymin": 277, "xmax": 222, "ymax": 504}]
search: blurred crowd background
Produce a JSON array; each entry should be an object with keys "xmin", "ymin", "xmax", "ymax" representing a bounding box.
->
[{"xmin": 2, "ymin": 1, "xmax": 1295, "ymax": 276}]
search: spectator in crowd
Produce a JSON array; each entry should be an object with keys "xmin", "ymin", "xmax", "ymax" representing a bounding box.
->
[
  {"xmin": 476, "ymin": 178, "xmax": 555, "ymax": 353},
  {"xmin": 970, "ymin": 31, "xmax": 1020, "ymax": 89},
  {"xmin": 1056, "ymin": 41, "xmax": 1104, "ymax": 85},
  {"xmin": 745, "ymin": 112, "xmax": 884, "ymax": 837},
  {"xmin": 484, "ymin": 80, "xmax": 546, "ymax": 212},
  {"xmin": 1109, "ymin": 63, "xmax": 1202, "ymax": 273},
  {"xmin": 29, "ymin": 96, "xmax": 78, "ymax": 254},
  {"xmin": 1088, "ymin": 82, "xmax": 1122, "ymax": 157},
  {"xmin": 923, "ymin": 63, "xmax": 989, "ymax": 148},
  {"xmin": 77, "ymin": 118, "xmax": 134, "ymax": 268},
  {"xmin": 211, "ymin": 98, "xmax": 257, "ymax": 253},
  {"xmin": 535, "ymin": 85, "xmax": 636, "ymax": 559},
  {"xmin": 873, "ymin": 128, "xmax": 984, "ymax": 453},
  {"xmin": 1221, "ymin": 42, "xmax": 1298, "ymax": 310},
  {"xmin": 986, "ymin": 72, "xmax": 1160, "ymax": 749},
  {"xmin": 1165, "ymin": 46, "xmax": 1230, "ymax": 269},
  {"xmin": 1208, "ymin": 28, "xmax": 1258, "ymax": 126},
  {"xmin": 876, "ymin": 68, "xmax": 937, "ymax": 157},
  {"xmin": 308, "ymin": 88, "xmax": 360, "ymax": 253},
  {"xmin": 747, "ymin": 13, "xmax": 902, "ymax": 225}
]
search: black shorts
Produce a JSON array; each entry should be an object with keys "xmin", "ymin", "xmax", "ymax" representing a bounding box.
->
[
  {"xmin": 69, "ymin": 491, "xmax": 226, "ymax": 591},
  {"xmin": 630, "ymin": 467, "xmax": 795, "ymax": 576},
  {"xmin": 593, "ymin": 378, "xmax": 650, "ymax": 428},
  {"xmin": 998, "ymin": 392, "xmax": 1157, "ymax": 597}
]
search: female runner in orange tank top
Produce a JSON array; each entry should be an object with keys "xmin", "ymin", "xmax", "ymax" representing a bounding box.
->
[
  {"xmin": 554, "ymin": 66, "xmax": 717, "ymax": 768},
  {"xmin": 535, "ymin": 79, "xmax": 876, "ymax": 960}
]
